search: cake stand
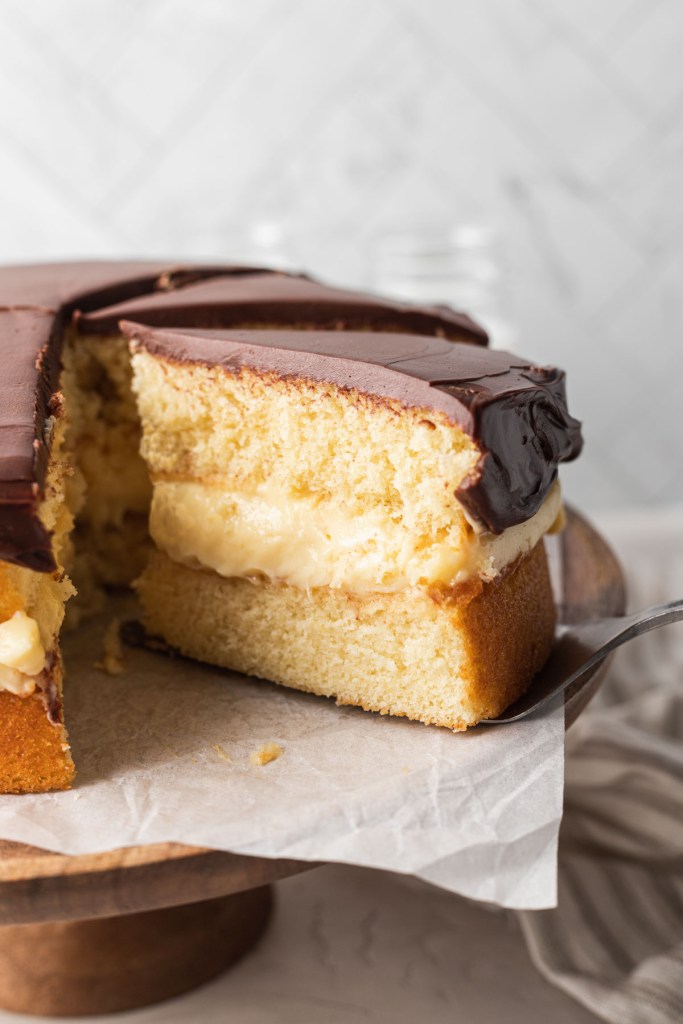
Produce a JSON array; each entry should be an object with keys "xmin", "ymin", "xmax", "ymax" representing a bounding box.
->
[{"xmin": 0, "ymin": 508, "xmax": 625, "ymax": 1017}]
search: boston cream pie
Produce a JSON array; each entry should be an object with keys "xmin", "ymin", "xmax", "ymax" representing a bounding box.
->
[{"xmin": 0, "ymin": 262, "xmax": 581, "ymax": 792}]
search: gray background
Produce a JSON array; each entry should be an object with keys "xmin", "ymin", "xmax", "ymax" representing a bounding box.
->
[{"xmin": 1, "ymin": 0, "xmax": 681, "ymax": 514}]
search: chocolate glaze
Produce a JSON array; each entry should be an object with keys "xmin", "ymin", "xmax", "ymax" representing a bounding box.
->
[
  {"xmin": 0, "ymin": 260, "xmax": 264, "ymax": 312},
  {"xmin": 124, "ymin": 324, "xmax": 583, "ymax": 533},
  {"xmin": 0, "ymin": 260, "xmax": 580, "ymax": 572},
  {"xmin": 78, "ymin": 272, "xmax": 488, "ymax": 343}
]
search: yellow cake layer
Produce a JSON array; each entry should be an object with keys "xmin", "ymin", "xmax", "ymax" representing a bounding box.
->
[
  {"xmin": 0, "ymin": 658, "xmax": 73, "ymax": 794},
  {"xmin": 137, "ymin": 542, "xmax": 556, "ymax": 731},
  {"xmin": 62, "ymin": 332, "xmax": 152, "ymax": 586}
]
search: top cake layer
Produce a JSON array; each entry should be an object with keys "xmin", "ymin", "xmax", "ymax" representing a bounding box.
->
[
  {"xmin": 0, "ymin": 260, "xmax": 581, "ymax": 574},
  {"xmin": 125, "ymin": 323, "xmax": 582, "ymax": 539}
]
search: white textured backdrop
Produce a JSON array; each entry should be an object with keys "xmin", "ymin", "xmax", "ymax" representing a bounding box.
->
[{"xmin": 1, "ymin": 0, "xmax": 681, "ymax": 513}]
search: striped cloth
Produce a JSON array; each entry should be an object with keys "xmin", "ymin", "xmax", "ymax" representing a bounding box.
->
[{"xmin": 519, "ymin": 508, "xmax": 683, "ymax": 1024}]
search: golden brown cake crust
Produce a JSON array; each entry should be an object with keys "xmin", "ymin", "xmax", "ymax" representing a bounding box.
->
[
  {"xmin": 456, "ymin": 541, "xmax": 557, "ymax": 721},
  {"xmin": 0, "ymin": 674, "xmax": 74, "ymax": 794}
]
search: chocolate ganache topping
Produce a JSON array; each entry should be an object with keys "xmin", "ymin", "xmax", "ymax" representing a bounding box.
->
[
  {"xmin": 0, "ymin": 261, "xmax": 580, "ymax": 573},
  {"xmin": 77, "ymin": 271, "xmax": 487, "ymax": 341}
]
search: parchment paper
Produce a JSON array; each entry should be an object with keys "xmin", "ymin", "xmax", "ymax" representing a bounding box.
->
[{"xmin": 0, "ymin": 603, "xmax": 564, "ymax": 909}]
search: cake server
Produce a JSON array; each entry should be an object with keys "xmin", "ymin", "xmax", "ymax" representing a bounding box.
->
[{"xmin": 482, "ymin": 598, "xmax": 683, "ymax": 724}]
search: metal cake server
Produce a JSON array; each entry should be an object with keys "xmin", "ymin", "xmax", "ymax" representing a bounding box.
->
[{"xmin": 482, "ymin": 598, "xmax": 683, "ymax": 724}]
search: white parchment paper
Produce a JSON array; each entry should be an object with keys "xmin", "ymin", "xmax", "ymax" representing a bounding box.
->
[{"xmin": 0, "ymin": 605, "xmax": 564, "ymax": 909}]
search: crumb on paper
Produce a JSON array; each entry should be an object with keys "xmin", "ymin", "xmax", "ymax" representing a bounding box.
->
[
  {"xmin": 94, "ymin": 618, "xmax": 125, "ymax": 676},
  {"xmin": 213, "ymin": 743, "xmax": 232, "ymax": 763},
  {"xmin": 250, "ymin": 743, "xmax": 283, "ymax": 767}
]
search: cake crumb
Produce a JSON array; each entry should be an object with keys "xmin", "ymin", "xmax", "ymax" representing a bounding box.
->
[
  {"xmin": 213, "ymin": 743, "xmax": 232, "ymax": 763},
  {"xmin": 95, "ymin": 619, "xmax": 125, "ymax": 676},
  {"xmin": 250, "ymin": 743, "xmax": 283, "ymax": 767}
]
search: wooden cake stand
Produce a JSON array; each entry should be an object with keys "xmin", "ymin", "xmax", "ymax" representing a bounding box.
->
[{"xmin": 0, "ymin": 509, "xmax": 625, "ymax": 1017}]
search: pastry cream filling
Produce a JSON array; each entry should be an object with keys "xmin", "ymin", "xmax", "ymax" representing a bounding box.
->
[
  {"xmin": 149, "ymin": 478, "xmax": 563, "ymax": 594},
  {"xmin": 0, "ymin": 611, "xmax": 47, "ymax": 696}
]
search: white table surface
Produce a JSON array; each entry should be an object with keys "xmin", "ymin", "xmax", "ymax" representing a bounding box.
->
[{"xmin": 0, "ymin": 864, "xmax": 600, "ymax": 1024}]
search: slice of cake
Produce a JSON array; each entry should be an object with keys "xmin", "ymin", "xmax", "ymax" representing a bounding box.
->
[
  {"xmin": 0, "ymin": 310, "xmax": 77, "ymax": 791},
  {"xmin": 127, "ymin": 324, "xmax": 579, "ymax": 731},
  {"xmin": 0, "ymin": 261, "xmax": 582, "ymax": 793}
]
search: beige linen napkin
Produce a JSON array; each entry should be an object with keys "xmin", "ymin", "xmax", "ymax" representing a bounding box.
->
[{"xmin": 520, "ymin": 507, "xmax": 683, "ymax": 1024}]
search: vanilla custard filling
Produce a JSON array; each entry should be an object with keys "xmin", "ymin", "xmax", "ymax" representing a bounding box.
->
[
  {"xmin": 149, "ymin": 477, "xmax": 563, "ymax": 594},
  {"xmin": 0, "ymin": 611, "xmax": 47, "ymax": 696}
]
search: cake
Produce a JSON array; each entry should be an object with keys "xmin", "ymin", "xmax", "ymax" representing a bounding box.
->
[{"xmin": 0, "ymin": 262, "xmax": 582, "ymax": 793}]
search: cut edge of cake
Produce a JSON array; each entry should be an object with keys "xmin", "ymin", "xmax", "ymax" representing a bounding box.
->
[{"xmin": 125, "ymin": 323, "xmax": 570, "ymax": 733}]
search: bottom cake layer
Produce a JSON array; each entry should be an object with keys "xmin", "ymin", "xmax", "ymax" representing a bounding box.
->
[
  {"xmin": 137, "ymin": 541, "xmax": 556, "ymax": 730},
  {"xmin": 0, "ymin": 655, "xmax": 74, "ymax": 794}
]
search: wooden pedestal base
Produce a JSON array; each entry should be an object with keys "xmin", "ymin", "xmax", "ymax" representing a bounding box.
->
[{"xmin": 0, "ymin": 885, "xmax": 272, "ymax": 1017}]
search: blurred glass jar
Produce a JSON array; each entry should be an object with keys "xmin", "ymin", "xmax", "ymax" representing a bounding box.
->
[
  {"xmin": 370, "ymin": 225, "xmax": 514, "ymax": 348},
  {"xmin": 223, "ymin": 220, "xmax": 298, "ymax": 270},
  {"xmin": 185, "ymin": 219, "xmax": 301, "ymax": 271}
]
